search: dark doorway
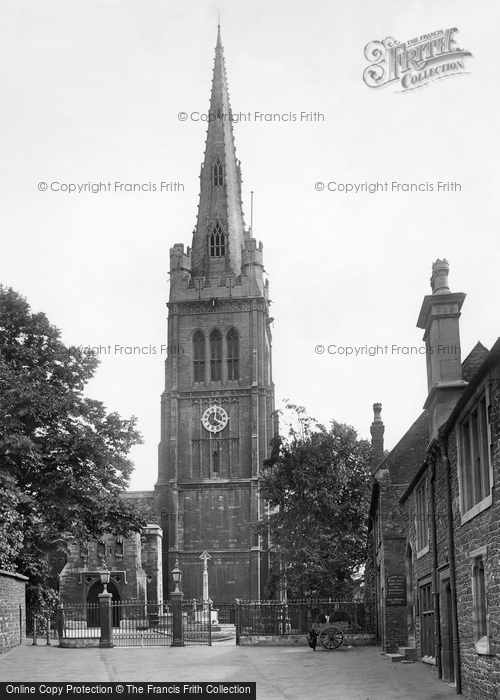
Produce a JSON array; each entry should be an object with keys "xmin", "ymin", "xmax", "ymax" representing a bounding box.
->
[
  {"xmin": 419, "ymin": 579, "xmax": 435, "ymax": 659},
  {"xmin": 405, "ymin": 545, "xmax": 415, "ymax": 645},
  {"xmin": 87, "ymin": 580, "xmax": 122, "ymax": 627}
]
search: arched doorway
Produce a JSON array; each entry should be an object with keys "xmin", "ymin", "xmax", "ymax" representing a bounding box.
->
[{"xmin": 86, "ymin": 580, "xmax": 122, "ymax": 627}]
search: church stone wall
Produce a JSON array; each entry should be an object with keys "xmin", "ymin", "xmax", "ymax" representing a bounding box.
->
[
  {"xmin": 180, "ymin": 486, "xmax": 251, "ymax": 551},
  {"xmin": 58, "ymin": 532, "xmax": 149, "ymax": 604}
]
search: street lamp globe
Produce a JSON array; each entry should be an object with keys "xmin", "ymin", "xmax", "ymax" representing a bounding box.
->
[
  {"xmin": 171, "ymin": 559, "xmax": 182, "ymax": 593},
  {"xmin": 100, "ymin": 561, "xmax": 110, "ymax": 594}
]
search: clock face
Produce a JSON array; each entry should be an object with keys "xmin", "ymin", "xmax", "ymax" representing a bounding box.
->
[{"xmin": 201, "ymin": 405, "xmax": 229, "ymax": 433}]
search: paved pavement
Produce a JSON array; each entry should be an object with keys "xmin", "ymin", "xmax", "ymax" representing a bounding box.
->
[{"xmin": 0, "ymin": 640, "xmax": 458, "ymax": 699}]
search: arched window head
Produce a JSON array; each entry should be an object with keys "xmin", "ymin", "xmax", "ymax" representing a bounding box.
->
[
  {"xmin": 227, "ymin": 328, "xmax": 239, "ymax": 381},
  {"xmin": 210, "ymin": 221, "xmax": 225, "ymax": 257},
  {"xmin": 193, "ymin": 330, "xmax": 205, "ymax": 383},
  {"xmin": 213, "ymin": 157, "xmax": 224, "ymax": 186},
  {"xmin": 210, "ymin": 329, "xmax": 222, "ymax": 382}
]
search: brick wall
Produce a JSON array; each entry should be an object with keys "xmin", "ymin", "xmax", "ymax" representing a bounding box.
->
[
  {"xmin": 443, "ymin": 358, "xmax": 500, "ymax": 700},
  {"xmin": 0, "ymin": 570, "xmax": 28, "ymax": 653},
  {"xmin": 399, "ymin": 350, "xmax": 500, "ymax": 698},
  {"xmin": 370, "ymin": 412, "xmax": 429, "ymax": 653}
]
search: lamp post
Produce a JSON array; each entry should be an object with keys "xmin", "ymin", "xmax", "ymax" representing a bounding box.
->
[
  {"xmin": 98, "ymin": 561, "xmax": 113, "ymax": 648},
  {"xmin": 170, "ymin": 559, "xmax": 184, "ymax": 647}
]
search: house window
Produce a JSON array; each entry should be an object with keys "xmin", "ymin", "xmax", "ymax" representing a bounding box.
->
[
  {"xmin": 210, "ymin": 329, "xmax": 222, "ymax": 381},
  {"xmin": 193, "ymin": 331, "xmax": 205, "ymax": 383},
  {"xmin": 415, "ymin": 478, "xmax": 429, "ymax": 555},
  {"xmin": 210, "ymin": 222, "xmax": 225, "ymax": 257},
  {"xmin": 227, "ymin": 328, "xmax": 239, "ymax": 380},
  {"xmin": 213, "ymin": 157, "xmax": 224, "ymax": 186},
  {"xmin": 419, "ymin": 579, "xmax": 435, "ymax": 660},
  {"xmin": 459, "ymin": 392, "xmax": 491, "ymax": 519},
  {"xmin": 470, "ymin": 547, "xmax": 490, "ymax": 654}
]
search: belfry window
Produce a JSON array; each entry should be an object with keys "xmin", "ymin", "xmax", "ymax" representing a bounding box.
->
[
  {"xmin": 210, "ymin": 222, "xmax": 225, "ymax": 257},
  {"xmin": 213, "ymin": 157, "xmax": 224, "ymax": 186},
  {"xmin": 227, "ymin": 328, "xmax": 239, "ymax": 380},
  {"xmin": 210, "ymin": 329, "xmax": 222, "ymax": 382},
  {"xmin": 193, "ymin": 331, "xmax": 205, "ymax": 383}
]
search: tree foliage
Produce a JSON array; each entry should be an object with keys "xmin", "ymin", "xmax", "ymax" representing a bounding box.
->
[
  {"xmin": 0, "ymin": 286, "xmax": 145, "ymax": 601},
  {"xmin": 258, "ymin": 404, "xmax": 371, "ymax": 599}
]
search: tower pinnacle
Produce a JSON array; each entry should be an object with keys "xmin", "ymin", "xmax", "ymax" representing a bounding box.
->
[{"xmin": 191, "ymin": 26, "xmax": 246, "ymax": 279}]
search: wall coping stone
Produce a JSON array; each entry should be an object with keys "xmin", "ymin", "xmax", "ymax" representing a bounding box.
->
[{"xmin": 0, "ymin": 569, "xmax": 29, "ymax": 581}]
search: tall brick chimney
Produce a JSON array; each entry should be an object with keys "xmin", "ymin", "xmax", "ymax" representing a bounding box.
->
[
  {"xmin": 370, "ymin": 402, "xmax": 385, "ymax": 474},
  {"xmin": 417, "ymin": 259, "xmax": 468, "ymax": 440}
]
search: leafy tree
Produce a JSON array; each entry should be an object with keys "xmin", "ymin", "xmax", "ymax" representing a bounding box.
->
[
  {"xmin": 0, "ymin": 286, "xmax": 145, "ymax": 603},
  {"xmin": 258, "ymin": 403, "xmax": 371, "ymax": 599}
]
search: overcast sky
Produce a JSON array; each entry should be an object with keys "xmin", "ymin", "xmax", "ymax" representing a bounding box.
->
[{"xmin": 2, "ymin": 1, "xmax": 499, "ymax": 490}]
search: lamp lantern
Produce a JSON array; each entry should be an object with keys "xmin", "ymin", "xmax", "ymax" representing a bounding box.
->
[
  {"xmin": 171, "ymin": 559, "xmax": 182, "ymax": 593},
  {"xmin": 100, "ymin": 561, "xmax": 110, "ymax": 593}
]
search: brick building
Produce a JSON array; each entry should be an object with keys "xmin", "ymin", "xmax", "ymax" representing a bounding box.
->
[
  {"xmin": 368, "ymin": 259, "xmax": 500, "ymax": 698},
  {"xmin": 368, "ymin": 407, "xmax": 428, "ymax": 655},
  {"xmin": 52, "ymin": 27, "xmax": 274, "ymax": 606}
]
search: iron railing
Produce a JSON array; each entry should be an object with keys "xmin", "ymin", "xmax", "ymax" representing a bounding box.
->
[
  {"xmin": 211, "ymin": 602, "xmax": 237, "ymax": 625},
  {"xmin": 41, "ymin": 599, "xmax": 213, "ymax": 647},
  {"xmin": 181, "ymin": 600, "xmax": 212, "ymax": 646},
  {"xmin": 111, "ymin": 601, "xmax": 172, "ymax": 647},
  {"xmin": 26, "ymin": 603, "xmax": 59, "ymax": 644},
  {"xmin": 236, "ymin": 599, "xmax": 371, "ymax": 638},
  {"xmin": 29, "ymin": 599, "xmax": 370, "ymax": 646}
]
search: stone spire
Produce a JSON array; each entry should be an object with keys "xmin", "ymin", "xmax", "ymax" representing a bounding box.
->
[{"xmin": 190, "ymin": 25, "xmax": 246, "ymax": 279}]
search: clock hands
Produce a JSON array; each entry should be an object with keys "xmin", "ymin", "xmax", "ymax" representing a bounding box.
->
[{"xmin": 202, "ymin": 406, "xmax": 228, "ymax": 433}]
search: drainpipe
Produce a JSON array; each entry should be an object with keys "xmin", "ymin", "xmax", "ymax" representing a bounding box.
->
[
  {"xmin": 369, "ymin": 515, "xmax": 379, "ymax": 644},
  {"xmin": 428, "ymin": 457, "xmax": 442, "ymax": 679},
  {"xmin": 438, "ymin": 436, "xmax": 461, "ymax": 695}
]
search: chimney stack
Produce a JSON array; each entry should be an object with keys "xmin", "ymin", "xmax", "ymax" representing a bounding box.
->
[
  {"xmin": 370, "ymin": 403, "xmax": 385, "ymax": 474},
  {"xmin": 417, "ymin": 259, "xmax": 468, "ymax": 439}
]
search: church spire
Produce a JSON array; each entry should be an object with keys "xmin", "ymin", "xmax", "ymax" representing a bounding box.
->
[{"xmin": 191, "ymin": 26, "xmax": 246, "ymax": 279}]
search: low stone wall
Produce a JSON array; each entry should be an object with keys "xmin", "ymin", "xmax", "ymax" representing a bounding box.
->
[
  {"xmin": 238, "ymin": 632, "xmax": 377, "ymax": 647},
  {"xmin": 0, "ymin": 570, "xmax": 28, "ymax": 653},
  {"xmin": 59, "ymin": 638, "xmax": 100, "ymax": 648}
]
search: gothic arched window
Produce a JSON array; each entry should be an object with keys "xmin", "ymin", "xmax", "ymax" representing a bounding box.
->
[
  {"xmin": 210, "ymin": 221, "xmax": 225, "ymax": 257},
  {"xmin": 210, "ymin": 329, "xmax": 222, "ymax": 382},
  {"xmin": 213, "ymin": 157, "xmax": 224, "ymax": 186},
  {"xmin": 193, "ymin": 331, "xmax": 205, "ymax": 383},
  {"xmin": 227, "ymin": 328, "xmax": 239, "ymax": 380}
]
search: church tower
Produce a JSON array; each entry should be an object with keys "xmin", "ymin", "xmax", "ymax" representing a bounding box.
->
[{"xmin": 155, "ymin": 27, "xmax": 275, "ymax": 601}]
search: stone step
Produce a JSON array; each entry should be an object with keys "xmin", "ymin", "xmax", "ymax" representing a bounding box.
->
[
  {"xmin": 386, "ymin": 653, "xmax": 406, "ymax": 663},
  {"xmin": 398, "ymin": 646, "xmax": 418, "ymax": 661}
]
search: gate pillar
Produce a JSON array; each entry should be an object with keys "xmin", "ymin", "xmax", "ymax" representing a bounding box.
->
[{"xmin": 98, "ymin": 592, "xmax": 113, "ymax": 648}]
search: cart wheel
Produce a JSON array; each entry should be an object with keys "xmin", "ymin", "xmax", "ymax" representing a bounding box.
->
[{"xmin": 319, "ymin": 625, "xmax": 344, "ymax": 650}]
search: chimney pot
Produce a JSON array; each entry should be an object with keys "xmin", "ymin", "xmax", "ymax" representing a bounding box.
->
[{"xmin": 430, "ymin": 258, "xmax": 450, "ymax": 295}]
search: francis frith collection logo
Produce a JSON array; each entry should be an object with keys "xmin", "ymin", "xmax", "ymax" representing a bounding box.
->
[{"xmin": 363, "ymin": 28, "xmax": 472, "ymax": 92}]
